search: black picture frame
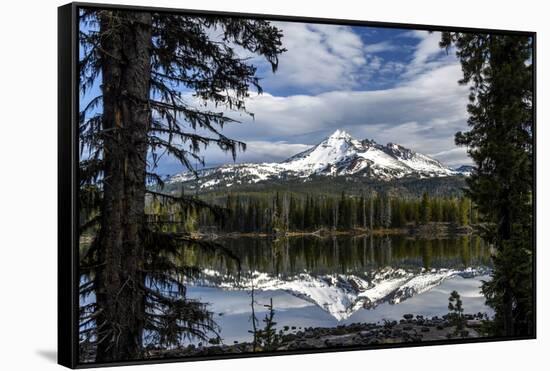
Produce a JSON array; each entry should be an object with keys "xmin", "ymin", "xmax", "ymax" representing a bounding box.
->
[{"xmin": 58, "ymin": 2, "xmax": 537, "ymax": 368}]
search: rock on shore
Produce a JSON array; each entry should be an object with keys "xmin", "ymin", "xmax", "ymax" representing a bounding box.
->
[{"xmin": 144, "ymin": 313, "xmax": 488, "ymax": 358}]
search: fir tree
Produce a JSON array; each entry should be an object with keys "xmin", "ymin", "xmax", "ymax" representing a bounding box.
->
[
  {"xmin": 420, "ymin": 192, "xmax": 431, "ymax": 224},
  {"xmin": 258, "ymin": 298, "xmax": 280, "ymax": 351},
  {"xmin": 459, "ymin": 197, "xmax": 470, "ymax": 226},
  {"xmin": 448, "ymin": 290, "xmax": 466, "ymax": 336},
  {"xmin": 78, "ymin": 9, "xmax": 285, "ymax": 361},
  {"xmin": 441, "ymin": 32, "xmax": 533, "ymax": 336}
]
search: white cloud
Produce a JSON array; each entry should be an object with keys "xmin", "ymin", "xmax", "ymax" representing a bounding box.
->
[
  {"xmin": 429, "ymin": 147, "xmax": 472, "ymax": 167},
  {"xmin": 253, "ymin": 24, "xmax": 419, "ymax": 92},
  {"xmin": 400, "ymin": 30, "xmax": 456, "ymax": 79},
  {"xmin": 368, "ymin": 55, "xmax": 383, "ymax": 70},
  {"xmin": 252, "ymin": 27, "xmax": 457, "ymax": 93},
  {"xmin": 256, "ymin": 22, "xmax": 367, "ymax": 93},
  {"xmin": 364, "ymin": 41, "xmax": 398, "ymax": 53},
  {"xmin": 202, "ymin": 140, "xmax": 310, "ymax": 166},
  {"xmin": 245, "ymin": 141, "xmax": 310, "ymax": 161},
  {"xmin": 379, "ymin": 61, "xmax": 406, "ymax": 75}
]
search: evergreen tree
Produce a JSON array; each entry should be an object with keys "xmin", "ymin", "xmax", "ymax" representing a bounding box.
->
[
  {"xmin": 377, "ymin": 195, "xmax": 385, "ymax": 228},
  {"xmin": 420, "ymin": 192, "xmax": 431, "ymax": 224},
  {"xmin": 369, "ymin": 197, "xmax": 374, "ymax": 230},
  {"xmin": 304, "ymin": 195, "xmax": 315, "ymax": 230},
  {"xmin": 459, "ymin": 197, "xmax": 470, "ymax": 226},
  {"xmin": 288, "ymin": 194, "xmax": 298, "ymax": 231},
  {"xmin": 384, "ymin": 196, "xmax": 392, "ymax": 228},
  {"xmin": 441, "ymin": 32, "xmax": 533, "ymax": 336},
  {"xmin": 448, "ymin": 290, "xmax": 466, "ymax": 336},
  {"xmin": 338, "ymin": 191, "xmax": 346, "ymax": 230},
  {"xmin": 183, "ymin": 207, "xmax": 198, "ymax": 233},
  {"xmin": 447, "ymin": 198, "xmax": 459, "ymax": 224},
  {"xmin": 432, "ymin": 198, "xmax": 443, "ymax": 222},
  {"xmin": 359, "ymin": 193, "xmax": 367, "ymax": 228},
  {"xmin": 397, "ymin": 200, "xmax": 407, "ymax": 227},
  {"xmin": 78, "ymin": 9, "xmax": 285, "ymax": 361},
  {"xmin": 257, "ymin": 299, "xmax": 280, "ymax": 351}
]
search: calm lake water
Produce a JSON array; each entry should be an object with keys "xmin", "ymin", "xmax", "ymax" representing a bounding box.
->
[{"xmin": 183, "ymin": 235, "xmax": 494, "ymax": 344}]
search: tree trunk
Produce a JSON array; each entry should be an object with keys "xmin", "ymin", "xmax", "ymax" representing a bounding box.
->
[{"xmin": 95, "ymin": 11, "xmax": 152, "ymax": 362}]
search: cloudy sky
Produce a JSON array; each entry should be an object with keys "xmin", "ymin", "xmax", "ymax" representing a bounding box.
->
[
  {"xmin": 81, "ymin": 19, "xmax": 474, "ymax": 176},
  {"xmin": 162, "ymin": 21, "xmax": 473, "ymax": 175}
]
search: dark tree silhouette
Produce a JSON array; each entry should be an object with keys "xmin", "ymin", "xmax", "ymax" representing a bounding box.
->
[
  {"xmin": 448, "ymin": 290, "xmax": 466, "ymax": 336},
  {"xmin": 78, "ymin": 8, "xmax": 285, "ymax": 362},
  {"xmin": 440, "ymin": 33, "xmax": 533, "ymax": 337}
]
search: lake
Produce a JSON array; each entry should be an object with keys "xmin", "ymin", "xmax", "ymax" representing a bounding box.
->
[{"xmin": 182, "ymin": 234, "xmax": 493, "ymax": 344}]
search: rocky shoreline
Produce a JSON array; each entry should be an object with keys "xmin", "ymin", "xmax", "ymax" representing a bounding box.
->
[{"xmin": 143, "ymin": 313, "xmax": 488, "ymax": 358}]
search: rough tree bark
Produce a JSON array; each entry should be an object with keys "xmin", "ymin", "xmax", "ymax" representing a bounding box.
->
[{"xmin": 95, "ymin": 11, "xmax": 152, "ymax": 362}]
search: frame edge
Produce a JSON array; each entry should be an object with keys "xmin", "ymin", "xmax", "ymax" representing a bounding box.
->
[
  {"xmin": 58, "ymin": 2, "xmax": 78, "ymax": 369},
  {"xmin": 61, "ymin": 3, "xmax": 537, "ymax": 368}
]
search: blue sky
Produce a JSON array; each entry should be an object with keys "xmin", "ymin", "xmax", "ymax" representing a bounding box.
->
[{"xmin": 80, "ymin": 19, "xmax": 472, "ymax": 177}]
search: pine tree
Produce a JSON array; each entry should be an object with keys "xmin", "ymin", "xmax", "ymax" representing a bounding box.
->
[
  {"xmin": 288, "ymin": 194, "xmax": 297, "ymax": 230},
  {"xmin": 78, "ymin": 9, "xmax": 285, "ymax": 361},
  {"xmin": 183, "ymin": 207, "xmax": 198, "ymax": 233},
  {"xmin": 304, "ymin": 195, "xmax": 315, "ymax": 230},
  {"xmin": 459, "ymin": 197, "xmax": 470, "ymax": 226},
  {"xmin": 360, "ymin": 193, "xmax": 366, "ymax": 228},
  {"xmin": 448, "ymin": 290, "xmax": 466, "ymax": 336},
  {"xmin": 377, "ymin": 195, "xmax": 384, "ymax": 228},
  {"xmin": 447, "ymin": 198, "xmax": 459, "ymax": 224},
  {"xmin": 432, "ymin": 198, "xmax": 443, "ymax": 222},
  {"xmin": 394, "ymin": 199, "xmax": 407, "ymax": 227},
  {"xmin": 420, "ymin": 192, "xmax": 431, "ymax": 224},
  {"xmin": 369, "ymin": 197, "xmax": 374, "ymax": 230},
  {"xmin": 384, "ymin": 196, "xmax": 392, "ymax": 228},
  {"xmin": 338, "ymin": 191, "xmax": 346, "ymax": 230},
  {"xmin": 441, "ymin": 32, "xmax": 533, "ymax": 336},
  {"xmin": 258, "ymin": 298, "xmax": 280, "ymax": 351}
]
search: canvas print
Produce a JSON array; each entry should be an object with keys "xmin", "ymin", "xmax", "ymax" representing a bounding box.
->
[{"xmin": 77, "ymin": 6, "xmax": 534, "ymax": 364}]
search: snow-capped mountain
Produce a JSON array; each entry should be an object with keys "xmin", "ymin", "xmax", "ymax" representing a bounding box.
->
[
  {"xmin": 454, "ymin": 165, "xmax": 475, "ymax": 176},
  {"xmin": 168, "ymin": 129, "xmax": 461, "ymax": 189},
  {"xmin": 189, "ymin": 266, "xmax": 489, "ymax": 321}
]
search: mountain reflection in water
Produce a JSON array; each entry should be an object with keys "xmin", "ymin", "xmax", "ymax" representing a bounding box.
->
[
  {"xmin": 183, "ymin": 235, "xmax": 492, "ymax": 322},
  {"xmin": 79, "ymin": 234, "xmax": 493, "ymax": 347}
]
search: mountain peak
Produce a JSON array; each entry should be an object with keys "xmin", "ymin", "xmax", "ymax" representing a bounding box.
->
[
  {"xmin": 328, "ymin": 129, "xmax": 352, "ymax": 140},
  {"xmin": 169, "ymin": 128, "xmax": 460, "ymax": 189}
]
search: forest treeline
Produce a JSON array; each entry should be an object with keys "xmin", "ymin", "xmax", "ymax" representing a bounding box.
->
[{"xmin": 144, "ymin": 191, "xmax": 476, "ymax": 234}]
